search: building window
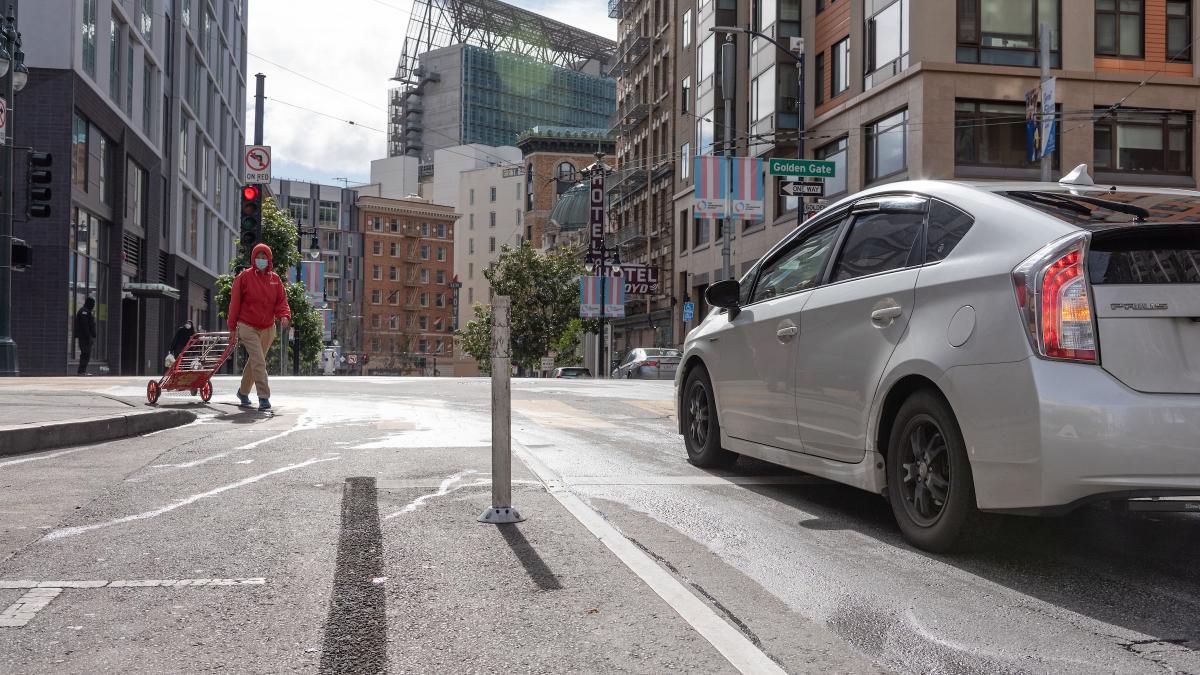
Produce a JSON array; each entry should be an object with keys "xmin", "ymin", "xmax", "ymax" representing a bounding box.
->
[
  {"xmin": 109, "ymin": 19, "xmax": 121, "ymax": 101},
  {"xmin": 372, "ymin": 264, "xmax": 381, "ymax": 280},
  {"xmin": 556, "ymin": 162, "xmax": 575, "ymax": 181},
  {"xmin": 371, "ymin": 216, "xmax": 381, "ymax": 231},
  {"xmin": 389, "ymin": 266, "xmax": 398, "ymax": 281},
  {"xmin": 436, "ymin": 247, "xmax": 446, "ymax": 262},
  {"xmin": 371, "ymin": 312, "xmax": 381, "ymax": 326},
  {"xmin": 390, "ymin": 242, "xmax": 400, "ymax": 256},
  {"xmin": 318, "ymin": 200, "xmax": 338, "ymax": 226},
  {"xmin": 814, "ymin": 52, "xmax": 825, "ymax": 105},
  {"xmin": 1094, "ymin": 109, "xmax": 1191, "ymax": 174},
  {"xmin": 469, "ymin": 213, "xmax": 475, "ymax": 229},
  {"xmin": 436, "ymin": 294, "xmax": 446, "ymax": 308},
  {"xmin": 1096, "ymin": 0, "xmax": 1143, "ymax": 58},
  {"xmin": 698, "ymin": 34, "xmax": 715, "ymax": 84},
  {"xmin": 436, "ymin": 270, "xmax": 446, "ymax": 284},
  {"xmin": 693, "ymin": 216, "xmax": 710, "ymax": 248},
  {"xmin": 1168, "ymin": 1, "xmax": 1191, "ymax": 60},
  {"xmin": 128, "ymin": 160, "xmax": 147, "ymax": 233},
  {"xmin": 389, "ymin": 316, "xmax": 400, "ymax": 330},
  {"xmin": 420, "ymin": 244, "xmax": 430, "ymax": 260},
  {"xmin": 865, "ymin": 0, "xmax": 909, "ymax": 89},
  {"xmin": 679, "ymin": 209, "xmax": 689, "ymax": 249},
  {"xmin": 391, "ymin": 219, "xmax": 400, "ymax": 233},
  {"xmin": 469, "ymin": 238, "xmax": 475, "ymax": 254},
  {"xmin": 437, "ymin": 223, "xmax": 446, "ymax": 238},
  {"xmin": 490, "ymin": 186, "xmax": 497, "ymax": 202},
  {"xmin": 288, "ymin": 196, "xmax": 310, "ymax": 223},
  {"xmin": 832, "ymin": 38, "xmax": 850, "ymax": 96},
  {"xmin": 955, "ymin": 100, "xmax": 1058, "ymax": 169},
  {"xmin": 681, "ymin": 143, "xmax": 691, "ymax": 180},
  {"xmin": 372, "ymin": 241, "xmax": 382, "ymax": 255},
  {"xmin": 142, "ymin": 64, "xmax": 154, "ymax": 136},
  {"xmin": 681, "ymin": 76, "xmax": 691, "ymax": 114},
  {"xmin": 420, "ymin": 293, "xmax": 428, "ymax": 308},
  {"xmin": 469, "ymin": 263, "xmax": 474, "ymax": 280},
  {"xmin": 372, "ymin": 289, "xmax": 382, "ymax": 304},
  {"xmin": 751, "ymin": 67, "xmax": 776, "ymax": 123},
  {"xmin": 865, "ymin": 109, "xmax": 908, "ymax": 183},
  {"xmin": 489, "ymin": 236, "xmax": 496, "ymax": 252},
  {"xmin": 958, "ymin": 0, "xmax": 1060, "ymax": 67},
  {"xmin": 489, "ymin": 211, "xmax": 496, "ymax": 228},
  {"xmin": 815, "ymin": 137, "xmax": 849, "ymax": 197},
  {"xmin": 82, "ymin": 0, "xmax": 97, "ymax": 77},
  {"xmin": 469, "ymin": 188, "xmax": 475, "ymax": 205},
  {"xmin": 682, "ymin": 10, "xmax": 692, "ymax": 48},
  {"xmin": 72, "ymin": 112, "xmax": 89, "ymax": 192}
]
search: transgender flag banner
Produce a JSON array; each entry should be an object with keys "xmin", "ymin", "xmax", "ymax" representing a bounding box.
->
[
  {"xmin": 730, "ymin": 157, "xmax": 764, "ymax": 221},
  {"xmin": 693, "ymin": 154, "xmax": 728, "ymax": 218}
]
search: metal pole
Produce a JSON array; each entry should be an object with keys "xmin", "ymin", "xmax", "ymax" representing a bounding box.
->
[
  {"xmin": 599, "ymin": 260, "xmax": 606, "ymax": 378},
  {"xmin": 720, "ymin": 36, "xmax": 735, "ymax": 283},
  {"xmin": 253, "ymin": 73, "xmax": 265, "ymax": 146},
  {"xmin": 1039, "ymin": 23, "xmax": 1051, "ymax": 183},
  {"xmin": 479, "ymin": 295, "xmax": 523, "ymax": 523},
  {"xmin": 0, "ymin": 6, "xmax": 18, "ymax": 376},
  {"xmin": 797, "ymin": 40, "xmax": 806, "ymax": 219}
]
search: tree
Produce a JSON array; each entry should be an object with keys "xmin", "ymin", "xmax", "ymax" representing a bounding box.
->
[
  {"xmin": 456, "ymin": 241, "xmax": 592, "ymax": 374},
  {"xmin": 215, "ymin": 197, "xmax": 324, "ymax": 372}
]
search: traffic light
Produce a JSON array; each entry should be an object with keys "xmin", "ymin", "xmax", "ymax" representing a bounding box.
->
[
  {"xmin": 27, "ymin": 152, "xmax": 52, "ymax": 218},
  {"xmin": 240, "ymin": 184, "xmax": 263, "ymax": 256}
]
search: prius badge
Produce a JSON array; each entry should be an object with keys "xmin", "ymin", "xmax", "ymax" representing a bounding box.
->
[{"xmin": 1110, "ymin": 302, "xmax": 1169, "ymax": 311}]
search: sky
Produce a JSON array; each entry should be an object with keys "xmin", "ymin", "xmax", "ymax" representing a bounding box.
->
[{"xmin": 246, "ymin": 0, "xmax": 617, "ymax": 187}]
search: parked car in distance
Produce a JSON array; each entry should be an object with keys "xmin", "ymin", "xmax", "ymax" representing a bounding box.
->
[
  {"xmin": 676, "ymin": 168, "xmax": 1200, "ymax": 552},
  {"xmin": 552, "ymin": 367, "xmax": 592, "ymax": 379},
  {"xmin": 613, "ymin": 348, "xmax": 682, "ymax": 380}
]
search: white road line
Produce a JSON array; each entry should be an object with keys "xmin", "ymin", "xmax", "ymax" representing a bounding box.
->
[
  {"xmin": 42, "ymin": 456, "xmax": 341, "ymax": 541},
  {"xmin": 0, "ymin": 447, "xmax": 88, "ymax": 468},
  {"xmin": 0, "ymin": 578, "xmax": 265, "ymax": 628},
  {"xmin": 382, "ymin": 470, "xmax": 479, "ymax": 520},
  {"xmin": 150, "ymin": 452, "xmax": 229, "ymax": 469},
  {"xmin": 512, "ymin": 442, "xmax": 786, "ymax": 675}
]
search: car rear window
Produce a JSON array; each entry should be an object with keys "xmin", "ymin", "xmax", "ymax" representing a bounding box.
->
[
  {"xmin": 1001, "ymin": 190, "xmax": 1200, "ymax": 229},
  {"xmin": 1089, "ymin": 226, "xmax": 1200, "ymax": 284},
  {"xmin": 926, "ymin": 200, "xmax": 974, "ymax": 262}
]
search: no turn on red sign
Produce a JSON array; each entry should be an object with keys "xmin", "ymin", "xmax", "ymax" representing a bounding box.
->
[{"xmin": 244, "ymin": 145, "xmax": 271, "ymax": 183}]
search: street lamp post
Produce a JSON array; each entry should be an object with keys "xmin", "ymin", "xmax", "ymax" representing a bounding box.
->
[
  {"xmin": 0, "ymin": 7, "xmax": 27, "ymax": 376},
  {"xmin": 585, "ymin": 244, "xmax": 622, "ymax": 379},
  {"xmin": 710, "ymin": 26, "xmax": 806, "ymax": 217}
]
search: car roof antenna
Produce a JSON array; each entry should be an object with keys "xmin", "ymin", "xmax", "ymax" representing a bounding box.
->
[{"xmin": 1059, "ymin": 164, "xmax": 1095, "ymax": 186}]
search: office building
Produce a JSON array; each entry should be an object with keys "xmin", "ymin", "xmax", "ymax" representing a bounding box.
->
[{"xmin": 13, "ymin": 0, "xmax": 247, "ymax": 375}]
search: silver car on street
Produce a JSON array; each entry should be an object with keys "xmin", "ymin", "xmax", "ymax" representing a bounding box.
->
[
  {"xmin": 676, "ymin": 170, "xmax": 1200, "ymax": 552},
  {"xmin": 613, "ymin": 348, "xmax": 682, "ymax": 380}
]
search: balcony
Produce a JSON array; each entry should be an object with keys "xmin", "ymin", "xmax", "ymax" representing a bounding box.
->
[
  {"xmin": 618, "ymin": 224, "xmax": 646, "ymax": 248},
  {"xmin": 405, "ymin": 276, "xmax": 422, "ymax": 286},
  {"xmin": 606, "ymin": 166, "xmax": 647, "ymax": 198},
  {"xmin": 622, "ymin": 35, "xmax": 650, "ymax": 66}
]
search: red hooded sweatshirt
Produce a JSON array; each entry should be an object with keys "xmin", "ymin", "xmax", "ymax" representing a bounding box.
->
[{"xmin": 228, "ymin": 243, "xmax": 292, "ymax": 332}]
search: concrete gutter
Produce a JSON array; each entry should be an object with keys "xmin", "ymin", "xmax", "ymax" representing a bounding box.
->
[{"xmin": 0, "ymin": 408, "xmax": 196, "ymax": 458}]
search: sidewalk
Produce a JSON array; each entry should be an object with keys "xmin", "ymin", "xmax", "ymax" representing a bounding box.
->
[{"xmin": 0, "ymin": 390, "xmax": 196, "ymax": 457}]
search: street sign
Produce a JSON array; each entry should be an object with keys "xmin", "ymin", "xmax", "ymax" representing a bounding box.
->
[
  {"xmin": 682, "ymin": 302, "xmax": 695, "ymax": 322},
  {"xmin": 622, "ymin": 264, "xmax": 660, "ymax": 295},
  {"xmin": 243, "ymin": 145, "xmax": 272, "ymax": 183},
  {"xmin": 780, "ymin": 181, "xmax": 824, "ymax": 197},
  {"xmin": 540, "ymin": 357, "xmax": 555, "ymax": 371},
  {"xmin": 589, "ymin": 173, "xmax": 605, "ymax": 254},
  {"xmin": 804, "ymin": 201, "xmax": 828, "ymax": 215},
  {"xmin": 767, "ymin": 158, "xmax": 836, "ymax": 178}
]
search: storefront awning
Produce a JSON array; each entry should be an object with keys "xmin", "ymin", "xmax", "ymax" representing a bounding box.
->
[{"xmin": 123, "ymin": 282, "xmax": 181, "ymax": 300}]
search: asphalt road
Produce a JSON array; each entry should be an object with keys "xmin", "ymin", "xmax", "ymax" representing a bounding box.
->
[{"xmin": 1, "ymin": 376, "xmax": 1198, "ymax": 674}]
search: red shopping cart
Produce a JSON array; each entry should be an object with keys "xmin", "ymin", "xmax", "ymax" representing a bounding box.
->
[{"xmin": 147, "ymin": 331, "xmax": 236, "ymax": 404}]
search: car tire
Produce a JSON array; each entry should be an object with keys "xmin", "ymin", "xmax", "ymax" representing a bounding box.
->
[
  {"xmin": 885, "ymin": 390, "xmax": 978, "ymax": 553},
  {"xmin": 682, "ymin": 367, "xmax": 737, "ymax": 469}
]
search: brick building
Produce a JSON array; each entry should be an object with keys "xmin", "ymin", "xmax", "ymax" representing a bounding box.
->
[
  {"xmin": 357, "ymin": 196, "xmax": 458, "ymax": 376},
  {"xmin": 518, "ymin": 126, "xmax": 615, "ymax": 252}
]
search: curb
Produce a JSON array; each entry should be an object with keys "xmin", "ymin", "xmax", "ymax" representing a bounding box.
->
[{"xmin": 0, "ymin": 409, "xmax": 197, "ymax": 458}]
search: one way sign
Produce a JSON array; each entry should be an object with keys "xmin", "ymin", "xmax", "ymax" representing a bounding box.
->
[{"xmin": 780, "ymin": 181, "xmax": 824, "ymax": 197}]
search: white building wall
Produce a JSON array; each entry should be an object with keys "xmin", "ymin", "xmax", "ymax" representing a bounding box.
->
[{"xmin": 456, "ymin": 165, "xmax": 522, "ymax": 318}]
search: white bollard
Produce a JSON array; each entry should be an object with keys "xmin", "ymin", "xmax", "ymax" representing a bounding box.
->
[{"xmin": 479, "ymin": 296, "xmax": 524, "ymax": 523}]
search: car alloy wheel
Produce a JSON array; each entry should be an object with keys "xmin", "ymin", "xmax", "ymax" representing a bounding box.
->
[
  {"xmin": 687, "ymin": 381, "xmax": 710, "ymax": 449},
  {"xmin": 898, "ymin": 414, "xmax": 951, "ymax": 527}
]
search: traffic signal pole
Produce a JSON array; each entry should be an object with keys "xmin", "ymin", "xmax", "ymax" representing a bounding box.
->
[{"xmin": 0, "ymin": 3, "xmax": 20, "ymax": 376}]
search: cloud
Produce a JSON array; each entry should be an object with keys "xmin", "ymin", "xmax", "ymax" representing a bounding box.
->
[{"xmin": 247, "ymin": 0, "xmax": 616, "ymax": 185}]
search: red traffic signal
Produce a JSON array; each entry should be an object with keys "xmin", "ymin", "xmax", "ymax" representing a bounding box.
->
[{"xmin": 242, "ymin": 185, "xmax": 260, "ymax": 201}]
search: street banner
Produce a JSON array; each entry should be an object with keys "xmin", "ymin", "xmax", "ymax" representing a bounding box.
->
[
  {"xmin": 589, "ymin": 173, "xmax": 605, "ymax": 254},
  {"xmin": 579, "ymin": 275, "xmax": 625, "ymax": 318},
  {"xmin": 693, "ymin": 154, "xmax": 727, "ymax": 218},
  {"xmin": 731, "ymin": 157, "xmax": 764, "ymax": 221},
  {"xmin": 605, "ymin": 275, "xmax": 625, "ymax": 318},
  {"xmin": 1040, "ymin": 77, "xmax": 1056, "ymax": 158},
  {"xmin": 299, "ymin": 260, "xmax": 325, "ymax": 304}
]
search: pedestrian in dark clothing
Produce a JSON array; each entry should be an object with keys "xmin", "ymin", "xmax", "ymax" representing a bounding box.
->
[
  {"xmin": 74, "ymin": 297, "xmax": 97, "ymax": 375},
  {"xmin": 166, "ymin": 319, "xmax": 196, "ymax": 366}
]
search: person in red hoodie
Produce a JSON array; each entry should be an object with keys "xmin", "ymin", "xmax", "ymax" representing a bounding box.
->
[{"xmin": 227, "ymin": 243, "xmax": 292, "ymax": 410}]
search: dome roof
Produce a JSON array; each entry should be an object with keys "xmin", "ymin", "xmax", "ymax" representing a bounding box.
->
[{"xmin": 547, "ymin": 181, "xmax": 590, "ymax": 232}]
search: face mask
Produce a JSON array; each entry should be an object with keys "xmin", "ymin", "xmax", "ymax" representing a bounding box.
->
[{"xmin": 255, "ymin": 258, "xmax": 268, "ymax": 271}]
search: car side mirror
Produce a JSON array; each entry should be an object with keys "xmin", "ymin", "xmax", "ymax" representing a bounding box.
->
[{"xmin": 706, "ymin": 279, "xmax": 740, "ymax": 310}]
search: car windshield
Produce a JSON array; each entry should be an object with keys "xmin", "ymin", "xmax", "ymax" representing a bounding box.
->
[
  {"xmin": 642, "ymin": 349, "xmax": 682, "ymax": 357},
  {"xmin": 1001, "ymin": 190, "xmax": 1200, "ymax": 229}
]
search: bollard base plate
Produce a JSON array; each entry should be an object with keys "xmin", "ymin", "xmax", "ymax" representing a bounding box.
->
[{"xmin": 478, "ymin": 506, "xmax": 525, "ymax": 524}]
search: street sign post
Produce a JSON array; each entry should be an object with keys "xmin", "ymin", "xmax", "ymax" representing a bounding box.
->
[
  {"xmin": 767, "ymin": 158, "xmax": 836, "ymax": 178},
  {"xmin": 479, "ymin": 296, "xmax": 523, "ymax": 524},
  {"xmin": 779, "ymin": 180, "xmax": 824, "ymax": 197},
  {"xmin": 243, "ymin": 145, "xmax": 271, "ymax": 183},
  {"xmin": 540, "ymin": 357, "xmax": 555, "ymax": 371}
]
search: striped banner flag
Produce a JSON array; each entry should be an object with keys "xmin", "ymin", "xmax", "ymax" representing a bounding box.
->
[
  {"xmin": 693, "ymin": 154, "xmax": 727, "ymax": 218},
  {"xmin": 604, "ymin": 275, "xmax": 625, "ymax": 318},
  {"xmin": 579, "ymin": 275, "xmax": 626, "ymax": 318},
  {"xmin": 580, "ymin": 276, "xmax": 601, "ymax": 318},
  {"xmin": 299, "ymin": 260, "xmax": 325, "ymax": 303},
  {"xmin": 731, "ymin": 157, "xmax": 764, "ymax": 221}
]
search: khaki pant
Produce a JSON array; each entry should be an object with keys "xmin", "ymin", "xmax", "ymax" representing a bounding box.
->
[{"xmin": 237, "ymin": 322, "xmax": 276, "ymax": 400}]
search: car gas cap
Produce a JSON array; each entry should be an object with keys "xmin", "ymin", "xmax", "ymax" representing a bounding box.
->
[{"xmin": 948, "ymin": 305, "xmax": 976, "ymax": 348}]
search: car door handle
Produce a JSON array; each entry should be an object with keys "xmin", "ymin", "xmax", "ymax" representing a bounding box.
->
[
  {"xmin": 871, "ymin": 305, "xmax": 903, "ymax": 325},
  {"xmin": 776, "ymin": 326, "xmax": 799, "ymax": 340}
]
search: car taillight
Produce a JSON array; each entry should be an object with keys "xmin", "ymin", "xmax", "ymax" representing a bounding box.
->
[
  {"xmin": 1013, "ymin": 233, "xmax": 1099, "ymax": 364},
  {"xmin": 642, "ymin": 360, "xmax": 659, "ymax": 367}
]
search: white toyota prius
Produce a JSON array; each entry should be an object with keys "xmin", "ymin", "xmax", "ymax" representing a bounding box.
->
[{"xmin": 676, "ymin": 168, "xmax": 1200, "ymax": 552}]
